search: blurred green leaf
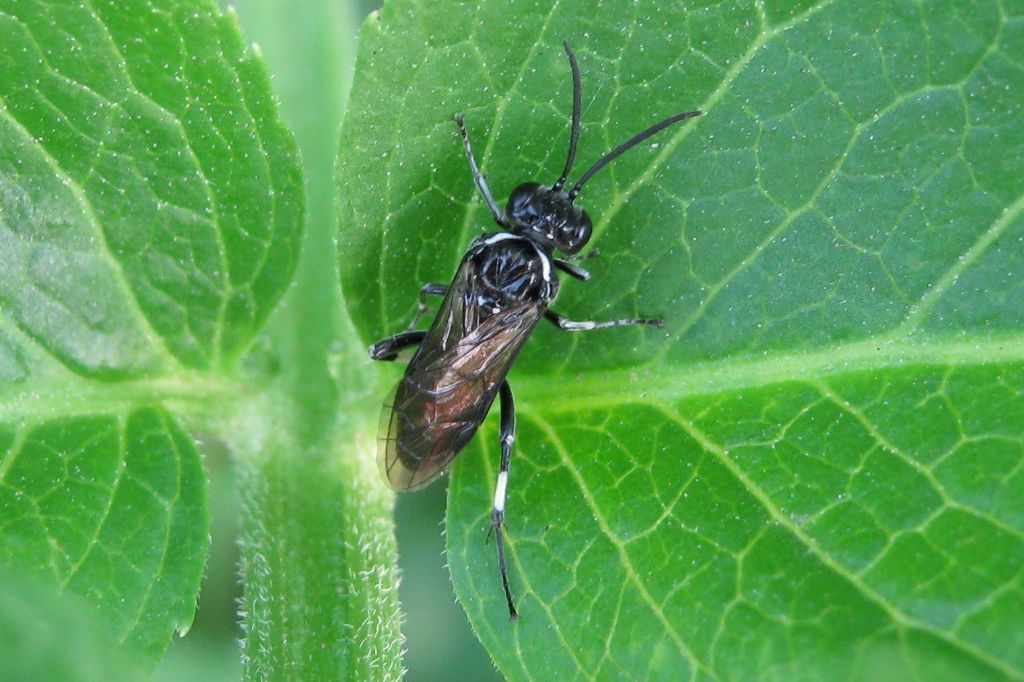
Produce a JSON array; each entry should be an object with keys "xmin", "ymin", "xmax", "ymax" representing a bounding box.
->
[
  {"xmin": 0, "ymin": 567, "xmax": 141, "ymax": 682},
  {"xmin": 339, "ymin": 0, "xmax": 1023, "ymax": 679},
  {"xmin": 0, "ymin": 0, "xmax": 302, "ymax": 667}
]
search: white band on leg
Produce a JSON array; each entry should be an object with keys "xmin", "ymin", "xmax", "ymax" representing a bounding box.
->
[{"xmin": 494, "ymin": 471, "xmax": 508, "ymax": 514}]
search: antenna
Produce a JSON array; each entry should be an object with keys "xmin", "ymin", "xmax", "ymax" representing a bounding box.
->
[
  {"xmin": 552, "ymin": 41, "xmax": 583, "ymax": 193},
  {"xmin": 568, "ymin": 108, "xmax": 702, "ymax": 200}
]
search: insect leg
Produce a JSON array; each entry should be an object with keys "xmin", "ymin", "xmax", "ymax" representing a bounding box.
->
[
  {"xmin": 554, "ymin": 248, "xmax": 601, "ymax": 280},
  {"xmin": 454, "ymin": 114, "xmax": 508, "ymax": 227},
  {"xmin": 493, "ymin": 380, "xmax": 519, "ymax": 621},
  {"xmin": 553, "ymin": 259, "xmax": 591, "ymax": 281},
  {"xmin": 368, "ymin": 330, "xmax": 427, "ymax": 361},
  {"xmin": 569, "ymin": 248, "xmax": 598, "ymax": 261},
  {"xmin": 544, "ymin": 310, "xmax": 664, "ymax": 330},
  {"xmin": 406, "ymin": 283, "xmax": 448, "ymax": 330}
]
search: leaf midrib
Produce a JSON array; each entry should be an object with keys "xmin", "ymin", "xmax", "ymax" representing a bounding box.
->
[
  {"xmin": 515, "ymin": 333, "xmax": 1024, "ymax": 410},
  {"xmin": 0, "ymin": 373, "xmax": 245, "ymax": 424},
  {"xmin": 5, "ymin": 332, "xmax": 1017, "ymax": 426},
  {"xmin": 509, "ymin": 335, "xmax": 1024, "ymax": 681}
]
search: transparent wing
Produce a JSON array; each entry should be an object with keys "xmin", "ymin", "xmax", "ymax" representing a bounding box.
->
[{"xmin": 378, "ymin": 302, "xmax": 542, "ymax": 491}]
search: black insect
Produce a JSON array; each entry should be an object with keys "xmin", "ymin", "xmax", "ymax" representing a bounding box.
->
[{"xmin": 369, "ymin": 42, "xmax": 701, "ymax": 620}]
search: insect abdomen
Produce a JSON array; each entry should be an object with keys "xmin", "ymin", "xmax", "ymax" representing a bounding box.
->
[{"xmin": 380, "ymin": 353, "xmax": 503, "ymax": 491}]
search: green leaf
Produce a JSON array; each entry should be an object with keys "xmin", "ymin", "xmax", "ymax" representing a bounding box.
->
[
  {"xmin": 339, "ymin": 0, "xmax": 1023, "ymax": 679},
  {"xmin": 0, "ymin": 409, "xmax": 206, "ymax": 659},
  {"xmin": 0, "ymin": 566, "xmax": 141, "ymax": 682},
  {"xmin": 0, "ymin": 0, "xmax": 302, "ymax": 667}
]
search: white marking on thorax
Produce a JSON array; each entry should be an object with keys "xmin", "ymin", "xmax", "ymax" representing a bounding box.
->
[
  {"xmin": 483, "ymin": 232, "xmax": 518, "ymax": 245},
  {"xmin": 493, "ymin": 471, "xmax": 508, "ymax": 513},
  {"xmin": 481, "ymin": 232, "xmax": 552, "ymax": 283},
  {"xmin": 536, "ymin": 248, "xmax": 552, "ymax": 283}
]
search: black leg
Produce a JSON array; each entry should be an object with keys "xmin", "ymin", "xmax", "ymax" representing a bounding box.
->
[
  {"xmin": 454, "ymin": 114, "xmax": 507, "ymax": 227},
  {"xmin": 554, "ymin": 248, "xmax": 602, "ymax": 280},
  {"xmin": 406, "ymin": 283, "xmax": 448, "ymax": 330},
  {"xmin": 544, "ymin": 310, "xmax": 664, "ymax": 330},
  {"xmin": 553, "ymin": 259, "xmax": 590, "ymax": 281},
  {"xmin": 492, "ymin": 380, "xmax": 518, "ymax": 621},
  {"xmin": 368, "ymin": 330, "xmax": 427, "ymax": 361}
]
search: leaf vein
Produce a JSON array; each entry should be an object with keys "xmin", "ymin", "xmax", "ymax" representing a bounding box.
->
[
  {"xmin": 896, "ymin": 189, "xmax": 1024, "ymax": 335},
  {"xmin": 60, "ymin": 415, "xmax": 127, "ymax": 589},
  {"xmin": 655, "ymin": 401, "xmax": 1022, "ymax": 680},
  {"xmin": 526, "ymin": 407, "xmax": 717, "ymax": 682}
]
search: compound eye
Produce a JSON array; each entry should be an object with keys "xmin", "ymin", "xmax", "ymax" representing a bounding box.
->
[
  {"xmin": 506, "ymin": 182, "xmax": 543, "ymax": 223},
  {"xmin": 561, "ymin": 211, "xmax": 592, "ymax": 254}
]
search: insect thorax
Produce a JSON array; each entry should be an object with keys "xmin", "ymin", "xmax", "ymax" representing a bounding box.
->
[{"xmin": 471, "ymin": 233, "xmax": 557, "ymax": 309}]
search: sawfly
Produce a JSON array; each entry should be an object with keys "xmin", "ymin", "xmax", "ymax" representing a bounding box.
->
[{"xmin": 369, "ymin": 41, "xmax": 701, "ymax": 620}]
